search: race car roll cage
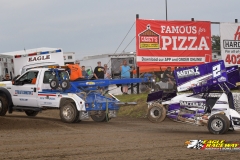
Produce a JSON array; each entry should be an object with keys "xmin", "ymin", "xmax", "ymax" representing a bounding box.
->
[{"xmin": 188, "ymin": 82, "xmax": 236, "ymax": 114}]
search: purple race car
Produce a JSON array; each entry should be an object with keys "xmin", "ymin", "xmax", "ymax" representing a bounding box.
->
[{"xmin": 147, "ymin": 60, "xmax": 240, "ymax": 134}]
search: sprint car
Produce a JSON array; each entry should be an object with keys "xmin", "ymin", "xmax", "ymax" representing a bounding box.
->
[{"xmin": 147, "ymin": 60, "xmax": 240, "ymax": 134}]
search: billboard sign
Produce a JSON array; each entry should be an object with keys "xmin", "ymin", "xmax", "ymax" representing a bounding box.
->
[
  {"xmin": 220, "ymin": 23, "xmax": 240, "ymax": 67},
  {"xmin": 136, "ymin": 19, "xmax": 212, "ymax": 66}
]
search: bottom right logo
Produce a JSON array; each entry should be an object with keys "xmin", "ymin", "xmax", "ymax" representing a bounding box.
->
[{"xmin": 185, "ymin": 140, "xmax": 240, "ymax": 151}]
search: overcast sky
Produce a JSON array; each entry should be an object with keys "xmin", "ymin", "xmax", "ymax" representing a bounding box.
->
[{"xmin": 0, "ymin": 0, "xmax": 239, "ymax": 60}]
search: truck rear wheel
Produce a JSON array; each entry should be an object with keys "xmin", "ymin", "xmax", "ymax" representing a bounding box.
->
[
  {"xmin": 0, "ymin": 96, "xmax": 8, "ymax": 116},
  {"xmin": 91, "ymin": 112, "xmax": 109, "ymax": 122},
  {"xmin": 25, "ymin": 110, "xmax": 39, "ymax": 117},
  {"xmin": 147, "ymin": 103, "xmax": 166, "ymax": 123},
  {"xmin": 207, "ymin": 114, "xmax": 230, "ymax": 134},
  {"xmin": 60, "ymin": 101, "xmax": 79, "ymax": 123}
]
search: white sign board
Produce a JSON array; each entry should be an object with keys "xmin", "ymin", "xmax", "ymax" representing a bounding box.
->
[{"xmin": 220, "ymin": 23, "xmax": 240, "ymax": 67}]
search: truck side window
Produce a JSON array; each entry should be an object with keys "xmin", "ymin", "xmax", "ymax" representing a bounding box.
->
[
  {"xmin": 43, "ymin": 71, "xmax": 54, "ymax": 84},
  {"xmin": 18, "ymin": 71, "xmax": 39, "ymax": 84}
]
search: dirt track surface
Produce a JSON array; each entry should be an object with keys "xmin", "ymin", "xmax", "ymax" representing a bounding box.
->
[{"xmin": 0, "ymin": 110, "xmax": 240, "ymax": 160}]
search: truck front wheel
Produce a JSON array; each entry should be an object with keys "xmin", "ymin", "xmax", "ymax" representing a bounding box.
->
[
  {"xmin": 60, "ymin": 101, "xmax": 79, "ymax": 123},
  {"xmin": 0, "ymin": 96, "xmax": 8, "ymax": 116},
  {"xmin": 25, "ymin": 110, "xmax": 39, "ymax": 117}
]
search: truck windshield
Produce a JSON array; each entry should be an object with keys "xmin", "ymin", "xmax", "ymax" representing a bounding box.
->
[{"xmin": 43, "ymin": 70, "xmax": 70, "ymax": 84}]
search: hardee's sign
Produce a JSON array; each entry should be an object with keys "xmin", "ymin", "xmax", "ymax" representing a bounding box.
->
[
  {"xmin": 220, "ymin": 23, "xmax": 240, "ymax": 67},
  {"xmin": 136, "ymin": 19, "xmax": 212, "ymax": 66}
]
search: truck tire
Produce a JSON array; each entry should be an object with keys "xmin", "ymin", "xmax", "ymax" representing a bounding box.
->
[
  {"xmin": 207, "ymin": 114, "xmax": 230, "ymax": 134},
  {"xmin": 50, "ymin": 78, "xmax": 59, "ymax": 90},
  {"xmin": 60, "ymin": 101, "xmax": 79, "ymax": 123},
  {"xmin": 147, "ymin": 103, "xmax": 166, "ymax": 123},
  {"xmin": 61, "ymin": 80, "xmax": 70, "ymax": 90},
  {"xmin": 25, "ymin": 110, "xmax": 39, "ymax": 117},
  {"xmin": 91, "ymin": 112, "xmax": 109, "ymax": 122},
  {"xmin": 0, "ymin": 96, "xmax": 8, "ymax": 116}
]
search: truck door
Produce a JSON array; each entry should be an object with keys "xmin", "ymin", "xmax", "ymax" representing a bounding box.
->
[{"xmin": 11, "ymin": 70, "xmax": 39, "ymax": 107}]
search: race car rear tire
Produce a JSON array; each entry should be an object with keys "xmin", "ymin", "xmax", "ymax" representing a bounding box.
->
[
  {"xmin": 61, "ymin": 80, "xmax": 71, "ymax": 90},
  {"xmin": 60, "ymin": 101, "xmax": 79, "ymax": 123},
  {"xmin": 147, "ymin": 103, "xmax": 166, "ymax": 123},
  {"xmin": 50, "ymin": 78, "xmax": 59, "ymax": 90},
  {"xmin": 91, "ymin": 112, "xmax": 110, "ymax": 122},
  {"xmin": 25, "ymin": 110, "xmax": 39, "ymax": 117},
  {"xmin": 207, "ymin": 114, "xmax": 230, "ymax": 134},
  {"xmin": 0, "ymin": 96, "xmax": 8, "ymax": 116}
]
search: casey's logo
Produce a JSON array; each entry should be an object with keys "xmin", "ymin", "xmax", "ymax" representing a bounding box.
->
[{"xmin": 138, "ymin": 25, "xmax": 160, "ymax": 49}]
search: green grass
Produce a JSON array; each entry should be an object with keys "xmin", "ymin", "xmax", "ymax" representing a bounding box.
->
[{"xmin": 115, "ymin": 93, "xmax": 149, "ymax": 118}]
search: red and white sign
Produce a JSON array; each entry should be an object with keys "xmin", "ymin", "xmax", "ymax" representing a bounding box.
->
[
  {"xmin": 220, "ymin": 23, "xmax": 240, "ymax": 67},
  {"xmin": 136, "ymin": 19, "xmax": 212, "ymax": 66}
]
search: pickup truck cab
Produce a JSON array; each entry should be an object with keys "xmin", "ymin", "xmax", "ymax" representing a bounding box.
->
[{"xmin": 0, "ymin": 68, "xmax": 118, "ymax": 123}]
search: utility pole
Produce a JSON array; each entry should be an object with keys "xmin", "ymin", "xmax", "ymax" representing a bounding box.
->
[{"xmin": 165, "ymin": 0, "xmax": 168, "ymax": 20}]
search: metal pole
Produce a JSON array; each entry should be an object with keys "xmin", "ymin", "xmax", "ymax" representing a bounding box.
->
[
  {"xmin": 165, "ymin": 0, "xmax": 168, "ymax": 20},
  {"xmin": 136, "ymin": 14, "xmax": 140, "ymax": 94},
  {"xmin": 131, "ymin": 71, "xmax": 133, "ymax": 94},
  {"xmin": 136, "ymin": 14, "xmax": 139, "ymax": 19},
  {"xmin": 137, "ymin": 67, "xmax": 140, "ymax": 94}
]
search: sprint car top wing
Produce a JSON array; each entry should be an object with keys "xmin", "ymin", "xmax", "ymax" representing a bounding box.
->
[{"xmin": 174, "ymin": 60, "xmax": 228, "ymax": 92}]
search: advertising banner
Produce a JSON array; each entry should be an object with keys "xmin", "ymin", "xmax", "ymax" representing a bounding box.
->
[
  {"xmin": 136, "ymin": 19, "xmax": 212, "ymax": 66},
  {"xmin": 220, "ymin": 23, "xmax": 240, "ymax": 67}
]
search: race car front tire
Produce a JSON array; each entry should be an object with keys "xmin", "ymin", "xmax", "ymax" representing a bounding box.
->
[
  {"xmin": 207, "ymin": 114, "xmax": 230, "ymax": 134},
  {"xmin": 147, "ymin": 103, "xmax": 166, "ymax": 123}
]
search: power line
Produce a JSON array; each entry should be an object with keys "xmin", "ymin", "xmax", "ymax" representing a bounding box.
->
[
  {"xmin": 122, "ymin": 36, "xmax": 135, "ymax": 53},
  {"xmin": 113, "ymin": 21, "xmax": 135, "ymax": 55}
]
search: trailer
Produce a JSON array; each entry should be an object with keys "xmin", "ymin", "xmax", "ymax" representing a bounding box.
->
[
  {"xmin": 80, "ymin": 53, "xmax": 136, "ymax": 79},
  {"xmin": 63, "ymin": 52, "xmax": 76, "ymax": 65},
  {"xmin": 0, "ymin": 56, "xmax": 14, "ymax": 80},
  {"xmin": 0, "ymin": 47, "xmax": 64, "ymax": 77}
]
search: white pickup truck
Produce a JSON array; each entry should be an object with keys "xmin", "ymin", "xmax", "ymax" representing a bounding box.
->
[{"xmin": 0, "ymin": 68, "xmax": 118, "ymax": 123}]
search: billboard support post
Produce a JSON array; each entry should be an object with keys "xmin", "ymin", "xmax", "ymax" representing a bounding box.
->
[{"xmin": 136, "ymin": 14, "xmax": 140, "ymax": 94}]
